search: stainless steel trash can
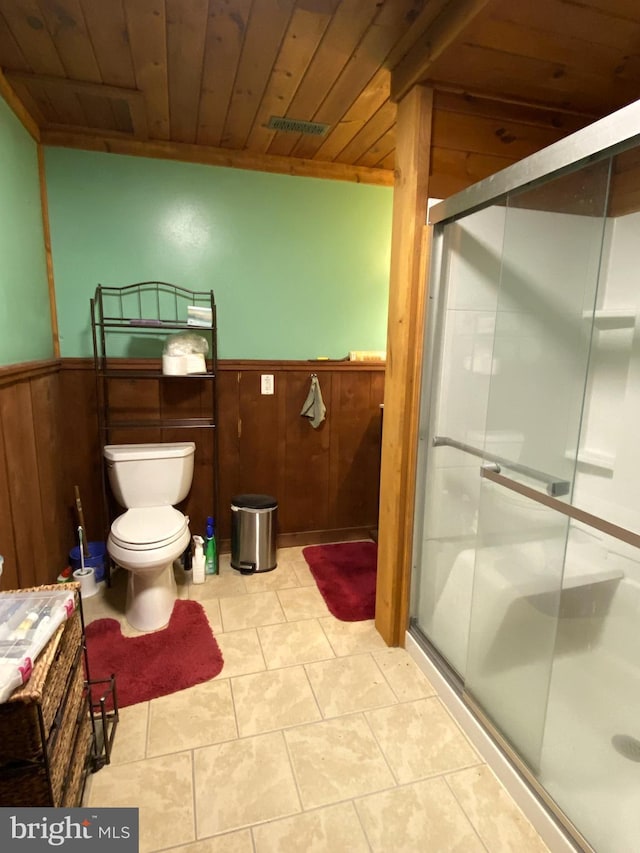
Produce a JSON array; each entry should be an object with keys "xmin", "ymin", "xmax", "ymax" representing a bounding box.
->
[{"xmin": 231, "ymin": 494, "xmax": 278, "ymax": 574}]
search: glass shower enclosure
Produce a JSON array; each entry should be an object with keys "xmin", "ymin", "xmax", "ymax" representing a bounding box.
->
[{"xmin": 411, "ymin": 101, "xmax": 640, "ymax": 853}]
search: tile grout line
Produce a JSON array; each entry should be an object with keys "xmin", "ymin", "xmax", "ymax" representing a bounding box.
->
[{"xmin": 443, "ymin": 771, "xmax": 492, "ymax": 853}]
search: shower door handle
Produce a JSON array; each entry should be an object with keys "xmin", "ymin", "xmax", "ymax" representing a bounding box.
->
[
  {"xmin": 480, "ymin": 465, "xmax": 640, "ymax": 550},
  {"xmin": 434, "ymin": 435, "xmax": 571, "ymax": 496}
]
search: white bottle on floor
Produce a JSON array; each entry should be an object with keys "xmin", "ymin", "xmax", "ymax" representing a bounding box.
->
[{"xmin": 192, "ymin": 536, "xmax": 205, "ymax": 584}]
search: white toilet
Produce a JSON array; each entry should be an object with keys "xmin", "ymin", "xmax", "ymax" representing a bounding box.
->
[{"xmin": 104, "ymin": 441, "xmax": 195, "ymax": 632}]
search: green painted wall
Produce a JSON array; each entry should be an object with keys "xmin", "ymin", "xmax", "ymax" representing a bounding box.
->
[
  {"xmin": 45, "ymin": 148, "xmax": 392, "ymax": 359},
  {"xmin": 0, "ymin": 98, "xmax": 52, "ymax": 366}
]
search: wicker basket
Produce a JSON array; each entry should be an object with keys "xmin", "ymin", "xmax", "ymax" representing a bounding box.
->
[
  {"xmin": 62, "ymin": 708, "xmax": 92, "ymax": 806},
  {"xmin": 0, "ymin": 592, "xmax": 82, "ymax": 764},
  {"xmin": 0, "ymin": 583, "xmax": 93, "ymax": 807}
]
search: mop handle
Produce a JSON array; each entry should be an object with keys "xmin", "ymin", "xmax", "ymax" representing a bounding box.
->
[{"xmin": 74, "ymin": 485, "xmax": 90, "ymax": 557}]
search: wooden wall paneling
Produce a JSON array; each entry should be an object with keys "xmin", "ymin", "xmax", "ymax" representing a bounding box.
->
[
  {"xmin": 106, "ymin": 376, "xmax": 160, "ymax": 425},
  {"xmin": 30, "ymin": 372, "xmax": 68, "ymax": 580},
  {"xmin": 161, "ymin": 376, "xmax": 215, "ymax": 542},
  {"xmin": 124, "ymin": 0, "xmax": 170, "ymax": 140},
  {"xmin": 376, "ymin": 85, "xmax": 433, "ymax": 647},
  {"xmin": 327, "ymin": 371, "xmax": 384, "ymax": 531},
  {"xmin": 58, "ymin": 365, "xmax": 104, "ymax": 545},
  {"xmin": 237, "ymin": 369, "xmax": 282, "ymax": 502},
  {"xmin": 216, "ymin": 369, "xmax": 241, "ymax": 541},
  {"xmin": 0, "ymin": 382, "xmax": 47, "ymax": 588},
  {"xmin": 279, "ymin": 371, "xmax": 331, "ymax": 534},
  {"xmin": 57, "ymin": 361, "xmax": 384, "ymax": 553},
  {"xmin": 0, "ymin": 410, "xmax": 19, "ymax": 590}
]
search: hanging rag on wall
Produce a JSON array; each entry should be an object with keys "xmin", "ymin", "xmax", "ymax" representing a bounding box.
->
[{"xmin": 300, "ymin": 374, "xmax": 326, "ymax": 428}]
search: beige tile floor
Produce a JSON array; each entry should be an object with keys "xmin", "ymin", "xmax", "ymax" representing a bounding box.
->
[{"xmin": 81, "ymin": 545, "xmax": 551, "ymax": 853}]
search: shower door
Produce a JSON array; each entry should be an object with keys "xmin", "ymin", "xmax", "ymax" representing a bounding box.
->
[
  {"xmin": 411, "ymin": 104, "xmax": 640, "ymax": 852},
  {"xmin": 412, "ymin": 160, "xmax": 610, "ymax": 750},
  {"xmin": 463, "ymin": 162, "xmax": 610, "ymax": 771}
]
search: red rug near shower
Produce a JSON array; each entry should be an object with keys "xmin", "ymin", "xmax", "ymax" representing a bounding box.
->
[
  {"xmin": 302, "ymin": 541, "xmax": 377, "ymax": 621},
  {"xmin": 84, "ymin": 600, "xmax": 224, "ymax": 708}
]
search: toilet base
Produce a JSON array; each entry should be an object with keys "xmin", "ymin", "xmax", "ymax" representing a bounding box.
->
[{"xmin": 126, "ymin": 562, "xmax": 178, "ymax": 632}]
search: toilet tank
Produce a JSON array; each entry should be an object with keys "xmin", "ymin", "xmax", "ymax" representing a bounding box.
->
[{"xmin": 104, "ymin": 442, "xmax": 195, "ymax": 508}]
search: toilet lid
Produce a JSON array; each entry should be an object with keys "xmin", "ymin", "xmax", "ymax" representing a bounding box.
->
[{"xmin": 110, "ymin": 507, "xmax": 188, "ymax": 550}]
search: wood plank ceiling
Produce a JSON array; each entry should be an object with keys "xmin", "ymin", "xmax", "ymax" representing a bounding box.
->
[{"xmin": 1, "ymin": 0, "xmax": 640, "ymax": 193}]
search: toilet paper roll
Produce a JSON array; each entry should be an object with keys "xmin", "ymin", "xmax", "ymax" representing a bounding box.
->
[
  {"xmin": 73, "ymin": 567, "xmax": 98, "ymax": 598},
  {"xmin": 162, "ymin": 354, "xmax": 188, "ymax": 376}
]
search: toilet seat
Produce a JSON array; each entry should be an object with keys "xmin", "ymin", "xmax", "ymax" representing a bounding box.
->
[{"xmin": 110, "ymin": 507, "xmax": 188, "ymax": 551}]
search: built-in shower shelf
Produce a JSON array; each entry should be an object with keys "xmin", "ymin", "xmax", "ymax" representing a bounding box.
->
[
  {"xmin": 560, "ymin": 565, "xmax": 624, "ymax": 591},
  {"xmin": 565, "ymin": 448, "xmax": 615, "ymax": 472},
  {"xmin": 506, "ymin": 564, "xmax": 625, "ymax": 599},
  {"xmin": 582, "ymin": 309, "xmax": 636, "ymax": 329}
]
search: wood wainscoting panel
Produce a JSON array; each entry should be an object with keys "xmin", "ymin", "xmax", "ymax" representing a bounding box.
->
[
  {"xmin": 0, "ymin": 410, "xmax": 19, "ymax": 590},
  {"xmin": 30, "ymin": 373, "xmax": 68, "ymax": 580},
  {"xmin": 216, "ymin": 369, "xmax": 241, "ymax": 540},
  {"xmin": 0, "ymin": 362, "xmax": 69, "ymax": 589},
  {"xmin": 328, "ymin": 370, "xmax": 385, "ymax": 531},
  {"xmin": 279, "ymin": 370, "xmax": 332, "ymax": 535},
  {"xmin": 58, "ymin": 362, "xmax": 104, "ymax": 547},
  {"xmin": 57, "ymin": 359, "xmax": 384, "ymax": 551}
]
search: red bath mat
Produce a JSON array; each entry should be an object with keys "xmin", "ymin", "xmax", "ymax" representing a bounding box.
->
[
  {"xmin": 85, "ymin": 599, "xmax": 223, "ymax": 708},
  {"xmin": 302, "ymin": 541, "xmax": 377, "ymax": 621}
]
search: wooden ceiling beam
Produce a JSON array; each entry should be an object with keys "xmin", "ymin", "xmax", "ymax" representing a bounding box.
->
[
  {"xmin": 39, "ymin": 128, "xmax": 394, "ymax": 187},
  {"xmin": 390, "ymin": 0, "xmax": 492, "ymax": 103}
]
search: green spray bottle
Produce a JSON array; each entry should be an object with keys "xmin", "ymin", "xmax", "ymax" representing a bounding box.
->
[{"xmin": 205, "ymin": 516, "xmax": 218, "ymax": 575}]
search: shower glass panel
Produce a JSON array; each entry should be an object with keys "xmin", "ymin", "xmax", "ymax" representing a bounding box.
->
[
  {"xmin": 537, "ymin": 145, "xmax": 640, "ymax": 853},
  {"xmin": 464, "ymin": 161, "xmax": 611, "ymax": 770},
  {"xmin": 412, "ymin": 105, "xmax": 640, "ymax": 851},
  {"xmin": 411, "ymin": 203, "xmax": 507, "ymax": 677}
]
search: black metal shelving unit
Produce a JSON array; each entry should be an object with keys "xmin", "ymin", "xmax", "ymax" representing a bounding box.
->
[{"xmin": 91, "ymin": 281, "xmax": 219, "ymax": 579}]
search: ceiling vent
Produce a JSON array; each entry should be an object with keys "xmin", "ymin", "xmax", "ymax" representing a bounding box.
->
[{"xmin": 267, "ymin": 116, "xmax": 330, "ymax": 136}]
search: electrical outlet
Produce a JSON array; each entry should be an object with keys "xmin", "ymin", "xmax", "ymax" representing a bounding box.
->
[{"xmin": 261, "ymin": 374, "xmax": 274, "ymax": 395}]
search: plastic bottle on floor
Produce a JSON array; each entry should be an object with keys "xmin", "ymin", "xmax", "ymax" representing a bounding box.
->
[
  {"xmin": 205, "ymin": 516, "xmax": 218, "ymax": 575},
  {"xmin": 192, "ymin": 536, "xmax": 205, "ymax": 584}
]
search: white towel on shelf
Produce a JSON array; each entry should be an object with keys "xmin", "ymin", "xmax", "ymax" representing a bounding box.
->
[{"xmin": 300, "ymin": 375, "xmax": 326, "ymax": 428}]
